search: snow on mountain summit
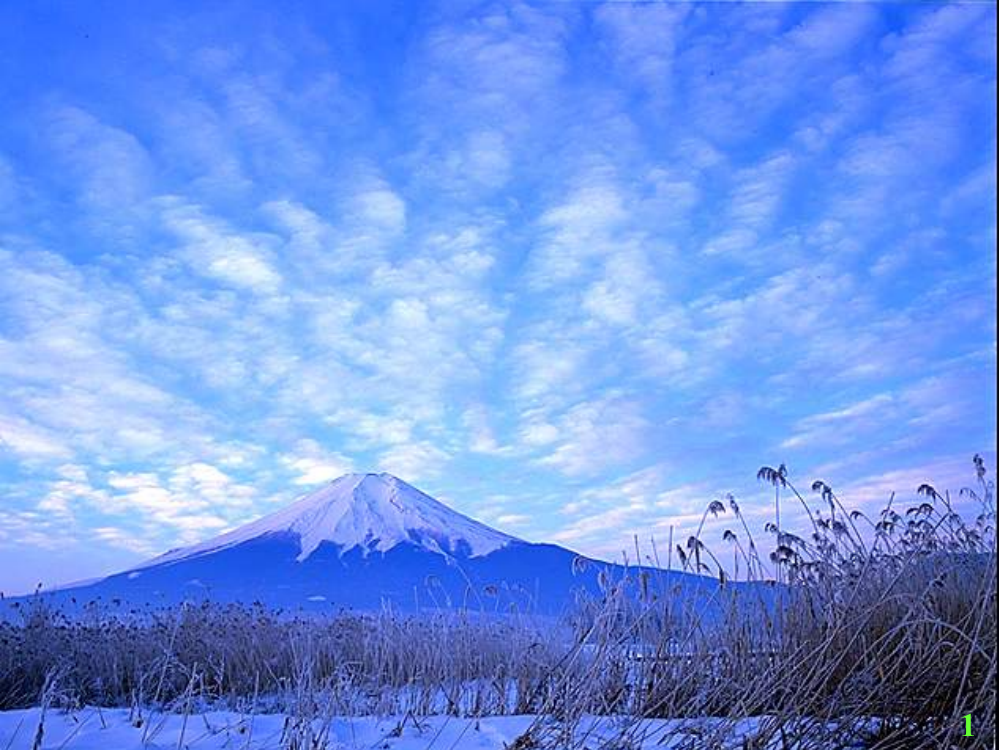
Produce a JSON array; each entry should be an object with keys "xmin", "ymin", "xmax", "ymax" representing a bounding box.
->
[{"xmin": 149, "ymin": 473, "xmax": 518, "ymax": 566}]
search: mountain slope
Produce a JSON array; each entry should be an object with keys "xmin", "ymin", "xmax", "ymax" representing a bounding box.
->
[{"xmin": 16, "ymin": 472, "xmax": 731, "ymax": 616}]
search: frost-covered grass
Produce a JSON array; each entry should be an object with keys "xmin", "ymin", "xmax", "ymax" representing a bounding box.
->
[{"xmin": 1, "ymin": 457, "xmax": 994, "ymax": 749}]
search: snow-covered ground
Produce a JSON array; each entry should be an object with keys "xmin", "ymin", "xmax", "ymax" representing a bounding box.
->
[{"xmin": 0, "ymin": 707, "xmax": 799, "ymax": 749}]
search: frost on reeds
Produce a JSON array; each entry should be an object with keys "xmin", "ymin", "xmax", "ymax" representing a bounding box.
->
[{"xmin": 0, "ymin": 456, "xmax": 994, "ymax": 749}]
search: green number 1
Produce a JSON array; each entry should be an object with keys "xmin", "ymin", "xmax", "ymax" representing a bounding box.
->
[{"xmin": 964, "ymin": 713, "xmax": 973, "ymax": 737}]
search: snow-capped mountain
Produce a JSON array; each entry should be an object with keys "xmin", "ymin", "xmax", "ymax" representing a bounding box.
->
[
  {"xmin": 16, "ymin": 472, "xmax": 728, "ymax": 616},
  {"xmin": 148, "ymin": 473, "xmax": 516, "ymax": 566}
]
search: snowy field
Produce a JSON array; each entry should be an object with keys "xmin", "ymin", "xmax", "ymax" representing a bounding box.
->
[{"xmin": 0, "ymin": 707, "xmax": 815, "ymax": 750}]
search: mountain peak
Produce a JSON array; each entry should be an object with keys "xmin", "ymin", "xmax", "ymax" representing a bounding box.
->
[{"xmin": 148, "ymin": 472, "xmax": 518, "ymax": 568}]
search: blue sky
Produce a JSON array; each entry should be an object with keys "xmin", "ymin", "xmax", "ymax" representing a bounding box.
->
[{"xmin": 0, "ymin": 1, "xmax": 995, "ymax": 594}]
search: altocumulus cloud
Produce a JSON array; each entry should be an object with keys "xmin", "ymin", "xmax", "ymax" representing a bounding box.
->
[{"xmin": 0, "ymin": 1, "xmax": 994, "ymax": 593}]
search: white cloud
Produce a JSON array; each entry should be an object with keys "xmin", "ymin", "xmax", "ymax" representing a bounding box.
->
[
  {"xmin": 46, "ymin": 105, "xmax": 153, "ymax": 210},
  {"xmin": 551, "ymin": 502, "xmax": 648, "ymax": 547},
  {"xmin": 531, "ymin": 177, "xmax": 628, "ymax": 287},
  {"xmin": 594, "ymin": 3, "xmax": 688, "ymax": 105},
  {"xmin": 378, "ymin": 441, "xmax": 450, "ymax": 482},
  {"xmin": 511, "ymin": 335, "xmax": 590, "ymax": 405},
  {"xmin": 459, "ymin": 130, "xmax": 511, "ymax": 187},
  {"xmin": 781, "ymin": 393, "xmax": 894, "ymax": 449},
  {"xmin": 0, "ymin": 412, "xmax": 72, "ymax": 459},
  {"xmin": 91, "ymin": 527, "xmax": 159, "ymax": 556},
  {"xmin": 702, "ymin": 151, "xmax": 795, "ymax": 261},
  {"xmin": 280, "ymin": 439, "xmax": 354, "ymax": 486},
  {"xmin": 417, "ymin": 3, "xmax": 568, "ymax": 130},
  {"xmin": 538, "ymin": 395, "xmax": 649, "ymax": 477},
  {"xmin": 784, "ymin": 4, "xmax": 878, "ymax": 59},
  {"xmin": 160, "ymin": 200, "xmax": 283, "ymax": 293},
  {"xmin": 462, "ymin": 405, "xmax": 508, "ymax": 455},
  {"xmin": 354, "ymin": 186, "xmax": 406, "ymax": 234},
  {"xmin": 95, "ymin": 461, "xmax": 258, "ymax": 546},
  {"xmin": 581, "ymin": 249, "xmax": 658, "ymax": 327},
  {"xmin": 519, "ymin": 419, "xmax": 560, "ymax": 448}
]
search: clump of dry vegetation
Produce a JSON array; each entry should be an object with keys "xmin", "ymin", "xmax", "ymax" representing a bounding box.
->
[
  {"xmin": 0, "ymin": 604, "xmax": 566, "ymax": 717},
  {"xmin": 1, "ymin": 456, "xmax": 994, "ymax": 749}
]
